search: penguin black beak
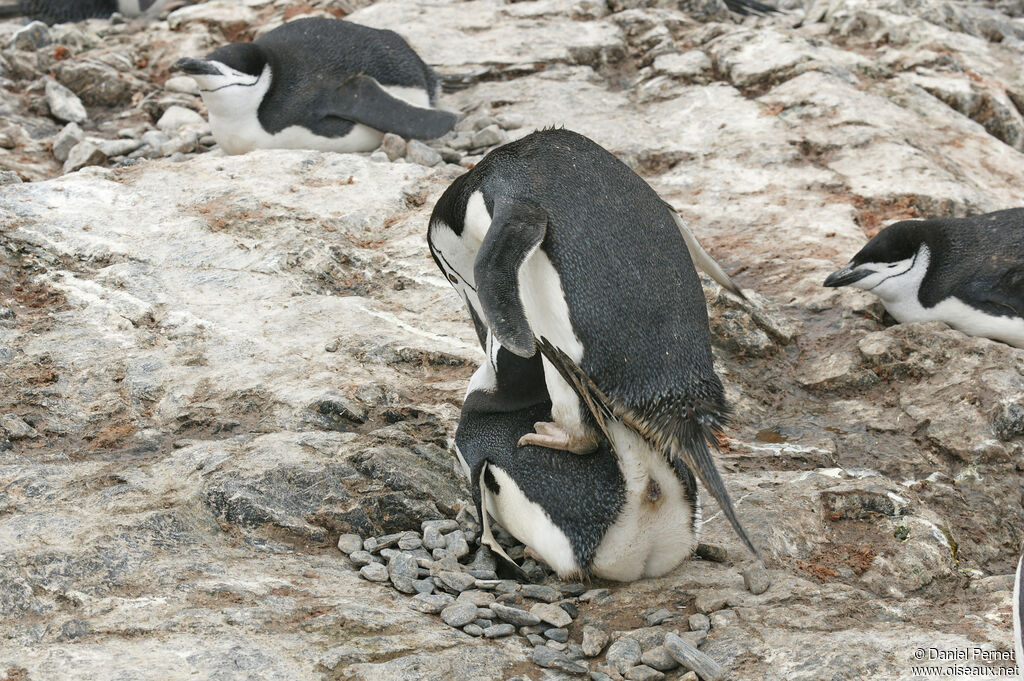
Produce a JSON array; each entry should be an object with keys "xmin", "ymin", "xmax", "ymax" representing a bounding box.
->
[
  {"xmin": 824, "ymin": 263, "xmax": 870, "ymax": 288},
  {"xmin": 173, "ymin": 57, "xmax": 221, "ymax": 76}
]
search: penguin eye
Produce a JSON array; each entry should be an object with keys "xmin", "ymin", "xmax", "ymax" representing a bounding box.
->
[{"xmin": 448, "ymin": 273, "xmax": 459, "ymax": 284}]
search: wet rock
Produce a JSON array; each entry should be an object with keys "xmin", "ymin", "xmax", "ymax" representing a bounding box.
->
[
  {"xmin": 440, "ymin": 602, "xmax": 478, "ymax": 628},
  {"xmin": 45, "ymin": 78, "xmax": 87, "ymax": 124},
  {"xmin": 743, "ymin": 563, "xmax": 771, "ymax": 595},
  {"xmin": 605, "ymin": 638, "xmax": 642, "ymax": 674},
  {"xmin": 11, "ymin": 21, "xmax": 50, "ymax": 50}
]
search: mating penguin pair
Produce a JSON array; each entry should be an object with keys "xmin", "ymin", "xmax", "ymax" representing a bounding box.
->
[
  {"xmin": 174, "ymin": 17, "xmax": 457, "ymax": 155},
  {"xmin": 430, "ymin": 128, "xmax": 757, "ymax": 577},
  {"xmin": 825, "ymin": 208, "xmax": 1024, "ymax": 348}
]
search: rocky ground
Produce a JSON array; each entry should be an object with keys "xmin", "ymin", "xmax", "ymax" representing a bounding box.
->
[{"xmin": 1, "ymin": 0, "xmax": 1024, "ymax": 679}]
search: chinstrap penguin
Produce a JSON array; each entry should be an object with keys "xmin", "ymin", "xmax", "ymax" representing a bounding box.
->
[
  {"xmin": 174, "ymin": 17, "xmax": 457, "ymax": 155},
  {"xmin": 454, "ymin": 332, "xmax": 700, "ymax": 581},
  {"xmin": 0, "ymin": 0, "xmax": 168, "ymax": 23},
  {"xmin": 428, "ymin": 128, "xmax": 757, "ymax": 558},
  {"xmin": 824, "ymin": 208, "xmax": 1024, "ymax": 348}
]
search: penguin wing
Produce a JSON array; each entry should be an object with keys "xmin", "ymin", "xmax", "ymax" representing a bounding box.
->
[
  {"xmin": 473, "ymin": 199, "xmax": 548, "ymax": 358},
  {"xmin": 953, "ymin": 261, "xmax": 1024, "ymax": 317},
  {"xmin": 317, "ymin": 74, "xmax": 457, "ymax": 140},
  {"xmin": 471, "ymin": 461, "xmax": 528, "ymax": 581},
  {"xmin": 535, "ymin": 337, "xmax": 759, "ymax": 559},
  {"xmin": 664, "ymin": 202, "xmax": 746, "ymax": 300}
]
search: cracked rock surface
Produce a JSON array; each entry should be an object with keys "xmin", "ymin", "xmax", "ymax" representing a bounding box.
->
[{"xmin": 1, "ymin": 0, "xmax": 1023, "ymax": 679}]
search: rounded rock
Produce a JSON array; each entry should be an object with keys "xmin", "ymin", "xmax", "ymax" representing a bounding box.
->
[
  {"xmin": 742, "ymin": 562, "xmax": 771, "ymax": 595},
  {"xmin": 337, "ymin": 533, "xmax": 363, "ymax": 554},
  {"xmin": 605, "ymin": 638, "xmax": 642, "ymax": 674},
  {"xmin": 440, "ymin": 602, "xmax": 479, "ymax": 628},
  {"xmin": 359, "ymin": 563, "xmax": 389, "ymax": 582}
]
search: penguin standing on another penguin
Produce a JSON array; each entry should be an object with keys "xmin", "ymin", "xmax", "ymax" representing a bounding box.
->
[
  {"xmin": 428, "ymin": 128, "xmax": 757, "ymax": 558},
  {"xmin": 824, "ymin": 208, "xmax": 1024, "ymax": 348},
  {"xmin": 174, "ymin": 17, "xmax": 457, "ymax": 155},
  {"xmin": 454, "ymin": 330, "xmax": 701, "ymax": 581}
]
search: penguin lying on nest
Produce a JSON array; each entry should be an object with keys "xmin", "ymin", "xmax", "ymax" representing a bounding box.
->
[
  {"xmin": 825, "ymin": 208, "xmax": 1024, "ymax": 348},
  {"xmin": 174, "ymin": 17, "xmax": 457, "ymax": 155},
  {"xmin": 430, "ymin": 128, "xmax": 758, "ymax": 575}
]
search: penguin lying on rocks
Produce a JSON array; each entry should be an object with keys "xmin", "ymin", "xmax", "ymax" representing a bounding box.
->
[
  {"xmin": 174, "ymin": 17, "xmax": 457, "ymax": 155},
  {"xmin": 429, "ymin": 127, "xmax": 757, "ymax": 559},
  {"xmin": 0, "ymin": 0, "xmax": 168, "ymax": 23},
  {"xmin": 454, "ymin": 331, "xmax": 701, "ymax": 581},
  {"xmin": 825, "ymin": 208, "xmax": 1024, "ymax": 348}
]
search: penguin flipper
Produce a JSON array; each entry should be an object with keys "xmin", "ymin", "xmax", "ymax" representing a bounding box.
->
[
  {"xmin": 536, "ymin": 337, "xmax": 759, "ymax": 560},
  {"xmin": 473, "ymin": 199, "xmax": 548, "ymax": 358},
  {"xmin": 474, "ymin": 462, "xmax": 528, "ymax": 581},
  {"xmin": 324, "ymin": 74, "xmax": 457, "ymax": 140},
  {"xmin": 664, "ymin": 202, "xmax": 747, "ymax": 300}
]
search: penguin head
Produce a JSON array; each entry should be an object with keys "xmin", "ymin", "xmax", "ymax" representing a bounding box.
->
[
  {"xmin": 174, "ymin": 44, "xmax": 271, "ymax": 117},
  {"xmin": 824, "ymin": 219, "xmax": 932, "ymax": 302},
  {"xmin": 428, "ymin": 173, "xmax": 487, "ymax": 324}
]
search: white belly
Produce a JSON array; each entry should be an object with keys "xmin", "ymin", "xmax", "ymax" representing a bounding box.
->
[
  {"xmin": 589, "ymin": 422, "xmax": 698, "ymax": 580},
  {"xmin": 883, "ymin": 295, "xmax": 1024, "ymax": 349}
]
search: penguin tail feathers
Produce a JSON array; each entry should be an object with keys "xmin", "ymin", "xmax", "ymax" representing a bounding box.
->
[
  {"xmin": 665, "ymin": 203, "xmax": 748, "ymax": 300},
  {"xmin": 0, "ymin": 3, "xmax": 23, "ymax": 18},
  {"xmin": 536, "ymin": 337, "xmax": 759, "ymax": 560}
]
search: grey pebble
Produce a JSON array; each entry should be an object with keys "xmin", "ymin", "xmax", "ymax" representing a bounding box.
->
[
  {"xmin": 388, "ymin": 552, "xmax": 420, "ymax": 594},
  {"xmin": 408, "ymin": 593, "xmax": 454, "ymax": 614},
  {"xmin": 337, "ymin": 533, "xmax": 362, "ymax": 554},
  {"xmin": 348, "ymin": 550, "xmax": 377, "ymax": 567},
  {"xmin": 566, "ymin": 643, "xmax": 586, "ymax": 660},
  {"xmin": 694, "ymin": 593, "xmax": 728, "ymax": 614},
  {"xmin": 430, "ymin": 553, "xmax": 461, "ymax": 575},
  {"xmin": 0, "ymin": 170, "xmax": 20, "ymax": 185},
  {"xmin": 463, "ymin": 624, "xmax": 483, "ymax": 637},
  {"xmin": 533, "ymin": 645, "xmax": 588, "ymax": 675},
  {"xmin": 52, "ymin": 122, "xmax": 84, "ymax": 162},
  {"xmin": 625, "ymin": 665, "xmax": 664, "ymax": 681},
  {"xmin": 521, "ymin": 584, "xmax": 560, "ymax": 602},
  {"xmin": 473, "ymin": 618, "xmax": 492, "ymax": 629},
  {"xmin": 465, "ymin": 569, "xmax": 497, "ymax": 580},
  {"xmin": 412, "ymin": 579, "xmax": 435, "ymax": 595},
  {"xmin": 423, "ymin": 525, "xmax": 446, "ymax": 550},
  {"xmin": 471, "ymin": 124, "xmax": 504, "ymax": 149},
  {"xmin": 380, "ymin": 548, "xmax": 399, "ymax": 561},
  {"xmin": 526, "ymin": 633, "xmax": 545, "ymax": 646},
  {"xmin": 477, "ymin": 607, "xmax": 494, "ymax": 619},
  {"xmin": 531, "ymin": 602, "xmax": 572, "ymax": 628},
  {"xmin": 580, "ymin": 589, "xmax": 610, "ymax": 602},
  {"xmin": 695, "ymin": 543, "xmax": 728, "ymax": 563},
  {"xmin": 363, "ymin": 537, "xmax": 378, "ymax": 553},
  {"xmin": 63, "ymin": 141, "xmax": 105, "ymax": 174},
  {"xmin": 46, "ymin": 78, "xmax": 87, "ymax": 124},
  {"xmin": 445, "ymin": 530, "xmax": 470, "ymax": 559},
  {"xmin": 640, "ymin": 645, "xmax": 679, "ymax": 672},
  {"xmin": 493, "ymin": 580, "xmax": 519, "ymax": 594},
  {"xmin": 589, "ymin": 673, "xmax": 614, "ymax": 681},
  {"xmin": 490, "ymin": 602, "xmax": 541, "ymax": 626},
  {"xmin": 605, "ymin": 638, "xmax": 642, "ymax": 674},
  {"xmin": 456, "ymin": 590, "xmax": 495, "ymax": 607},
  {"xmin": 545, "ymin": 628, "xmax": 568, "ymax": 642},
  {"xmin": 379, "ymin": 132, "xmax": 405, "ymax": 161},
  {"xmin": 440, "ymin": 602, "xmax": 478, "ymax": 628},
  {"xmin": 581, "ymin": 625, "xmax": 609, "ymax": 657},
  {"xmin": 495, "ymin": 112, "xmax": 524, "ymax": 130},
  {"xmin": 406, "ymin": 140, "xmax": 442, "ymax": 166},
  {"xmin": 709, "ymin": 609, "xmax": 737, "ymax": 629},
  {"xmin": 422, "ymin": 518, "xmax": 460, "ymax": 534},
  {"xmin": 483, "ymin": 623, "xmax": 515, "ymax": 638},
  {"xmin": 664, "ymin": 632, "xmax": 724, "ymax": 681},
  {"xmin": 645, "ymin": 608, "xmax": 675, "ymax": 626},
  {"xmin": 11, "ymin": 20, "xmax": 50, "ymax": 49},
  {"xmin": 437, "ymin": 570, "xmax": 477, "ymax": 592},
  {"xmin": 471, "ymin": 115, "xmax": 498, "ymax": 130},
  {"xmin": 743, "ymin": 562, "xmax": 771, "ymax": 595},
  {"xmin": 376, "ymin": 532, "xmax": 403, "ymax": 550},
  {"xmin": 358, "ymin": 563, "xmax": 389, "ymax": 582},
  {"xmin": 688, "ymin": 613, "xmax": 710, "ymax": 632},
  {"xmin": 560, "ymin": 583, "xmax": 587, "ymax": 597},
  {"xmin": 398, "ymin": 535, "xmax": 423, "ymax": 551},
  {"xmin": 547, "ymin": 640, "xmax": 568, "ymax": 651}
]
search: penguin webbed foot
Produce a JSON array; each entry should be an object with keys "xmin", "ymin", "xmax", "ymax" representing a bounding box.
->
[
  {"xmin": 489, "ymin": 546, "xmax": 529, "ymax": 581},
  {"xmin": 517, "ymin": 421, "xmax": 598, "ymax": 454}
]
